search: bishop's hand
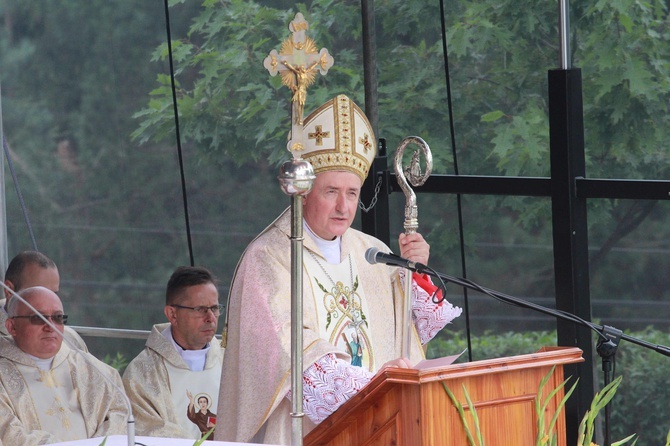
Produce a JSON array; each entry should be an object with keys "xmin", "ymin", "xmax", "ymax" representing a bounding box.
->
[{"xmin": 398, "ymin": 232, "xmax": 430, "ymax": 266}]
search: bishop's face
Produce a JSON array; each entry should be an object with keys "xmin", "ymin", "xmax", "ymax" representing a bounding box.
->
[{"xmin": 303, "ymin": 170, "xmax": 362, "ymax": 241}]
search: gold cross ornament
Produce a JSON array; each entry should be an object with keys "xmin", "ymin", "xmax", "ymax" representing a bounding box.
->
[{"xmin": 263, "ymin": 13, "xmax": 334, "ymax": 127}]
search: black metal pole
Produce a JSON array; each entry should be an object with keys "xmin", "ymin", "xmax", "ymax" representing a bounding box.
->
[
  {"xmin": 549, "ymin": 67, "xmax": 594, "ymax": 444},
  {"xmin": 360, "ymin": 0, "xmax": 390, "ymax": 244}
]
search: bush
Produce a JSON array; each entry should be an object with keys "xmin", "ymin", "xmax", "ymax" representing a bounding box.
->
[
  {"xmin": 609, "ymin": 327, "xmax": 670, "ymax": 444},
  {"xmin": 427, "ymin": 329, "xmax": 558, "ymax": 361}
]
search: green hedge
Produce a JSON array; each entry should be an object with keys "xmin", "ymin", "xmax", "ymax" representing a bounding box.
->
[{"xmin": 428, "ymin": 329, "xmax": 670, "ymax": 444}]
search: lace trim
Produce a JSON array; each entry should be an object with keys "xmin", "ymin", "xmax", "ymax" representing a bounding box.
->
[
  {"xmin": 287, "ymin": 353, "xmax": 374, "ymax": 424},
  {"xmin": 401, "ymin": 269, "xmax": 463, "ymax": 344}
]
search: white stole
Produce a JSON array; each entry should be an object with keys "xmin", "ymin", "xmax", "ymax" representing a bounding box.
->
[
  {"xmin": 16, "ymin": 360, "xmax": 88, "ymax": 441},
  {"xmin": 164, "ymin": 362, "xmax": 220, "ymax": 439},
  {"xmin": 304, "ymin": 252, "xmax": 375, "ymax": 371}
]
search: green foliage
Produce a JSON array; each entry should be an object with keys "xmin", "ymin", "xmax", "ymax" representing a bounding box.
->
[
  {"xmin": 427, "ymin": 330, "xmax": 558, "ymax": 361},
  {"xmin": 536, "ymin": 366, "xmax": 578, "ymax": 446},
  {"xmin": 577, "ymin": 376, "xmax": 637, "ymax": 446},
  {"xmin": 578, "ymin": 0, "xmax": 670, "ymax": 178},
  {"xmin": 193, "ymin": 428, "xmax": 214, "ymax": 445},
  {"xmin": 442, "ymin": 382, "xmax": 484, "ymax": 446},
  {"xmin": 435, "ymin": 0, "xmax": 670, "ymax": 292},
  {"xmin": 102, "ymin": 352, "xmax": 129, "ymax": 373},
  {"xmin": 608, "ymin": 328, "xmax": 670, "ymax": 443},
  {"xmin": 132, "ymin": 0, "xmax": 368, "ymax": 167}
]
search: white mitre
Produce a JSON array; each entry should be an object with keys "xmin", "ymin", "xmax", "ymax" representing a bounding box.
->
[{"xmin": 295, "ymin": 94, "xmax": 377, "ymax": 183}]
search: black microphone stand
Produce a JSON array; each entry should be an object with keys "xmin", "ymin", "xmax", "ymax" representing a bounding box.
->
[{"xmin": 417, "ymin": 266, "xmax": 670, "ymax": 446}]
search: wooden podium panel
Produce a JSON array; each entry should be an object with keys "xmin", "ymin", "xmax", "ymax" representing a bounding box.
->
[{"xmin": 304, "ymin": 347, "xmax": 583, "ymax": 446}]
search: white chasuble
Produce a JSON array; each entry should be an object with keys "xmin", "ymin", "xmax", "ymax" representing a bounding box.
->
[
  {"xmin": 164, "ymin": 362, "xmax": 220, "ymax": 439},
  {"xmin": 16, "ymin": 362, "xmax": 87, "ymax": 441},
  {"xmin": 304, "ymin": 252, "xmax": 375, "ymax": 371}
]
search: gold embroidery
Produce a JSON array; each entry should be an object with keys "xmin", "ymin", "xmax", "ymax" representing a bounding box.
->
[
  {"xmin": 308, "ymin": 252, "xmax": 374, "ymax": 370},
  {"xmin": 38, "ymin": 370, "xmax": 60, "ymax": 388},
  {"xmin": 315, "ymin": 277, "xmax": 365, "ymax": 331},
  {"xmin": 45, "ymin": 395, "xmax": 72, "ymax": 430},
  {"xmin": 308, "ymin": 125, "xmax": 330, "ymax": 145},
  {"xmin": 359, "ymin": 133, "xmax": 372, "ymax": 153}
]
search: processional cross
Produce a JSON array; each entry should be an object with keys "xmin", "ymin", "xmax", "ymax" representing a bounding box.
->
[
  {"xmin": 263, "ymin": 12, "xmax": 334, "ymax": 151},
  {"xmin": 265, "ymin": 13, "xmax": 334, "ymax": 446}
]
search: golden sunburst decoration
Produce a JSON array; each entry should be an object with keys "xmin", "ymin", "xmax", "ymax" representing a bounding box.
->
[{"xmin": 263, "ymin": 13, "xmax": 333, "ymax": 128}]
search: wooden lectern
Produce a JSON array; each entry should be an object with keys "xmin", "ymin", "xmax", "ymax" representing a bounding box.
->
[{"xmin": 305, "ymin": 347, "xmax": 583, "ymax": 446}]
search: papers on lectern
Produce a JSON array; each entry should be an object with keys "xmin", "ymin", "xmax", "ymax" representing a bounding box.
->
[{"xmin": 414, "ymin": 348, "xmax": 467, "ymax": 371}]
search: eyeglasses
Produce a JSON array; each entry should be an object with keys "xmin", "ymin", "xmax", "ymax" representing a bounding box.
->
[
  {"xmin": 11, "ymin": 314, "xmax": 68, "ymax": 325},
  {"xmin": 170, "ymin": 304, "xmax": 223, "ymax": 317}
]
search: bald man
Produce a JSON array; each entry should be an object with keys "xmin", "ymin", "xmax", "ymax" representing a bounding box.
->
[{"xmin": 0, "ymin": 286, "xmax": 129, "ymax": 445}]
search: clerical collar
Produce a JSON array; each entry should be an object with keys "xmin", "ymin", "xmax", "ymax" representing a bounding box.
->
[
  {"xmin": 304, "ymin": 220, "xmax": 341, "ymax": 264},
  {"xmin": 162, "ymin": 325, "xmax": 210, "ymax": 372},
  {"xmin": 26, "ymin": 353, "xmax": 54, "ymax": 371}
]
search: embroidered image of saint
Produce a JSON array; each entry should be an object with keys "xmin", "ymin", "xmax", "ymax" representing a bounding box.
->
[
  {"xmin": 310, "ymin": 258, "xmax": 374, "ymax": 371},
  {"xmin": 186, "ymin": 390, "xmax": 216, "ymax": 439}
]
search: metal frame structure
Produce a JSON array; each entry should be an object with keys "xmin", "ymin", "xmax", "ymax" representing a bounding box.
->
[
  {"xmin": 2, "ymin": 2, "xmax": 669, "ymax": 444},
  {"xmin": 359, "ymin": 0, "xmax": 670, "ymax": 442}
]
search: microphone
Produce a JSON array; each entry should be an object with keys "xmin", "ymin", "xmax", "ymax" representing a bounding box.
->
[
  {"xmin": 0, "ymin": 283, "xmax": 136, "ymax": 446},
  {"xmin": 365, "ymin": 247, "xmax": 430, "ymax": 274}
]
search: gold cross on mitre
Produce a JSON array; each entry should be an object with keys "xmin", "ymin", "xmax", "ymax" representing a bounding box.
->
[{"xmin": 263, "ymin": 13, "xmax": 334, "ymax": 151}]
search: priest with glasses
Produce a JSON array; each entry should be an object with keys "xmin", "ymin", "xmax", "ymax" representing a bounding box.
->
[
  {"xmin": 123, "ymin": 266, "xmax": 224, "ymax": 440},
  {"xmin": 0, "ymin": 286, "xmax": 129, "ymax": 445}
]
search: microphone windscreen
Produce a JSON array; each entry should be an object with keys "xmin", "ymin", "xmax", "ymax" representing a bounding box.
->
[{"xmin": 364, "ymin": 247, "xmax": 380, "ymax": 265}]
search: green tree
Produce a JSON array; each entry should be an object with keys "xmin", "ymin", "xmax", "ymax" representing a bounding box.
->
[
  {"xmin": 133, "ymin": 0, "xmax": 670, "ymax": 297},
  {"xmin": 1, "ymin": 0, "xmax": 210, "ymax": 356}
]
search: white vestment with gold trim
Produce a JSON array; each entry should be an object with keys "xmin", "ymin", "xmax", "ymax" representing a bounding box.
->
[
  {"xmin": 122, "ymin": 322, "xmax": 223, "ymax": 439},
  {"xmin": 0, "ymin": 338, "xmax": 128, "ymax": 446},
  {"xmin": 216, "ymin": 208, "xmax": 427, "ymax": 445}
]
